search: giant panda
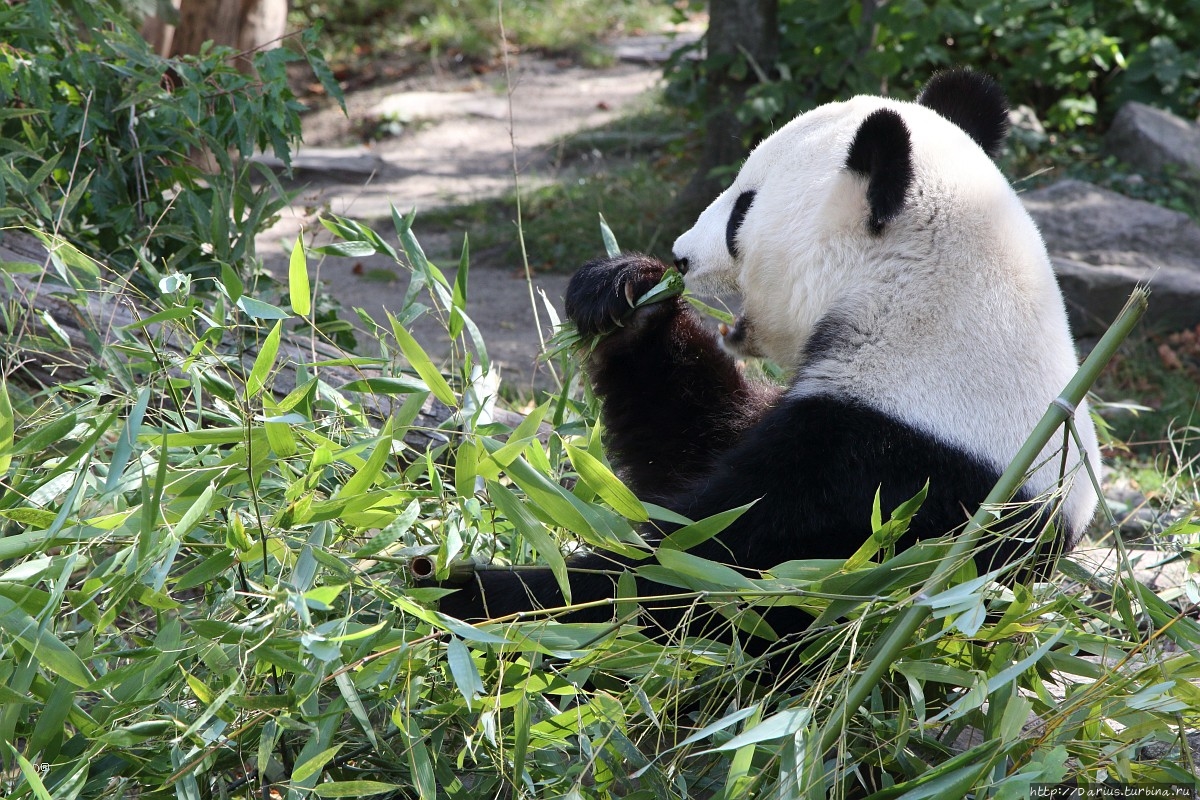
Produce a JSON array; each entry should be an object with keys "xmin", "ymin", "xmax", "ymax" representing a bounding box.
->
[{"xmin": 436, "ymin": 69, "xmax": 1101, "ymax": 641}]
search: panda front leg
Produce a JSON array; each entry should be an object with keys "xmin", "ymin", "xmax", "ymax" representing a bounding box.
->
[
  {"xmin": 565, "ymin": 254, "xmax": 778, "ymax": 503},
  {"xmin": 434, "ymin": 254, "xmax": 777, "ymax": 624}
]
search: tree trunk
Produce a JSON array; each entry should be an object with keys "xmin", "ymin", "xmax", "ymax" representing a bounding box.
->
[
  {"xmin": 165, "ymin": 0, "xmax": 288, "ymax": 71},
  {"xmin": 673, "ymin": 0, "xmax": 779, "ymax": 222}
]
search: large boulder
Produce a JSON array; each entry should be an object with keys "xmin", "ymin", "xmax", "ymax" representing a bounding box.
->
[
  {"xmin": 1021, "ymin": 179, "xmax": 1200, "ymax": 336},
  {"xmin": 1103, "ymin": 102, "xmax": 1200, "ymax": 179}
]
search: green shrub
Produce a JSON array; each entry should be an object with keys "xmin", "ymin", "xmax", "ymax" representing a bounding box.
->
[
  {"xmin": 668, "ymin": 0, "xmax": 1200, "ymax": 142},
  {"xmin": 0, "ymin": 0, "xmax": 342, "ymax": 283}
]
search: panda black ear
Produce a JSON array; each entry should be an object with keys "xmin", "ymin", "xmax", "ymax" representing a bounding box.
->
[
  {"xmin": 845, "ymin": 108, "xmax": 913, "ymax": 235},
  {"xmin": 917, "ymin": 68, "xmax": 1010, "ymax": 158}
]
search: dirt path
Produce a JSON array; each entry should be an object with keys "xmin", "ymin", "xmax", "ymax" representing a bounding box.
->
[{"xmin": 258, "ymin": 37, "xmax": 692, "ymax": 390}]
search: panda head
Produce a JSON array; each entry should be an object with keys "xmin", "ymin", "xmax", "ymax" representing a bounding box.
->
[{"xmin": 672, "ymin": 68, "xmax": 1018, "ymax": 369}]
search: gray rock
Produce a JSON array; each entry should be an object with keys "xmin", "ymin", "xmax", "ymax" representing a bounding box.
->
[
  {"xmin": 1009, "ymin": 104, "xmax": 1045, "ymax": 136},
  {"xmin": 252, "ymin": 146, "xmax": 389, "ymax": 178},
  {"xmin": 613, "ymin": 32, "xmax": 702, "ymax": 64},
  {"xmin": 1021, "ymin": 179, "xmax": 1200, "ymax": 335},
  {"xmin": 1103, "ymin": 101, "xmax": 1200, "ymax": 178}
]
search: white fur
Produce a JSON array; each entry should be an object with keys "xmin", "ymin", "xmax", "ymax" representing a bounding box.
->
[{"xmin": 672, "ymin": 94, "xmax": 1100, "ymax": 540}]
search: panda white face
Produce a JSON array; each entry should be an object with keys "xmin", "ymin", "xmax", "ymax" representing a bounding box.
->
[
  {"xmin": 672, "ymin": 91, "xmax": 1018, "ymax": 369},
  {"xmin": 671, "ymin": 69, "xmax": 1100, "ymax": 535}
]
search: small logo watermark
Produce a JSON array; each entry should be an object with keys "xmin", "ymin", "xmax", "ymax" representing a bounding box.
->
[{"xmin": 1031, "ymin": 784, "xmax": 1197, "ymax": 799}]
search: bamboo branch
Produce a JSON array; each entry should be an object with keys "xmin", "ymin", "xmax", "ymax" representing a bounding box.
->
[{"xmin": 815, "ymin": 287, "xmax": 1150, "ymax": 759}]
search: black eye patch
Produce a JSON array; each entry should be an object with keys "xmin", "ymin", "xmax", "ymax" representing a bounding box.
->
[{"xmin": 725, "ymin": 190, "xmax": 756, "ymax": 259}]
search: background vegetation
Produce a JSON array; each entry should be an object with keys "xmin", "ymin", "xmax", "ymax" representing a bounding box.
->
[
  {"xmin": 0, "ymin": 0, "xmax": 1197, "ymax": 798},
  {"xmin": 291, "ymin": 0, "xmax": 673, "ymax": 68},
  {"xmin": 666, "ymin": 0, "xmax": 1200, "ymax": 139}
]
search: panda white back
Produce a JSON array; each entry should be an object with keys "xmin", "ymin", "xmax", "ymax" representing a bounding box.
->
[{"xmin": 673, "ymin": 70, "xmax": 1100, "ymax": 542}]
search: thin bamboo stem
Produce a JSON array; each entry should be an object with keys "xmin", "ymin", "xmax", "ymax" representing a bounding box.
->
[{"xmin": 815, "ymin": 287, "xmax": 1149, "ymax": 758}]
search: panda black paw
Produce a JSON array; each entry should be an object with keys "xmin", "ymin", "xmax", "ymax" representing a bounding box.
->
[{"xmin": 565, "ymin": 254, "xmax": 672, "ymax": 338}]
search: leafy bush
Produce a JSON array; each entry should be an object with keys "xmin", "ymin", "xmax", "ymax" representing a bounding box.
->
[
  {"xmin": 1, "ymin": 213, "xmax": 1198, "ymax": 798},
  {"xmin": 0, "ymin": 0, "xmax": 341, "ymax": 283},
  {"xmin": 668, "ymin": 0, "xmax": 1200, "ymax": 140}
]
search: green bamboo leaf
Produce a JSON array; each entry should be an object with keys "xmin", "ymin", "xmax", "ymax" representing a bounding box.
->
[
  {"xmin": 262, "ymin": 397, "xmax": 298, "ymax": 458},
  {"xmin": 566, "ymin": 444, "xmax": 647, "ymax": 521},
  {"xmin": 291, "ymin": 745, "xmax": 342, "ymax": 784},
  {"xmin": 338, "ymin": 376, "xmax": 430, "ymax": 395},
  {"xmin": 312, "ymin": 240, "xmax": 377, "ymax": 258},
  {"xmin": 489, "ymin": 481, "xmax": 570, "ymax": 603},
  {"xmin": 387, "ymin": 312, "xmax": 457, "ymax": 407},
  {"xmin": 313, "ymin": 781, "xmax": 403, "ymax": 797},
  {"xmin": 391, "ymin": 596, "xmax": 511, "ymax": 644},
  {"xmin": 104, "ymin": 386, "xmax": 150, "ymax": 493},
  {"xmin": 449, "ymin": 234, "xmax": 469, "ymax": 339},
  {"xmin": 220, "ymin": 262, "xmax": 244, "ymax": 302},
  {"xmin": 406, "ymin": 718, "xmax": 437, "ymax": 799},
  {"xmin": 684, "ymin": 294, "xmax": 737, "ymax": 325},
  {"xmin": 445, "ymin": 636, "xmax": 484, "ymax": 709},
  {"xmin": 3, "ymin": 412, "xmax": 75, "ymax": 459},
  {"xmin": 8, "ymin": 743, "xmax": 53, "ymax": 800},
  {"xmin": 352, "ymin": 498, "xmax": 420, "ymax": 558},
  {"xmin": 152, "ymin": 427, "xmax": 246, "ymax": 446},
  {"xmin": 659, "ymin": 501, "xmax": 756, "ymax": 552},
  {"xmin": 703, "ymin": 707, "xmax": 812, "ymax": 754},
  {"xmin": 334, "ymin": 671, "xmax": 379, "ymax": 747},
  {"xmin": 486, "ymin": 402, "xmax": 548, "ymax": 466},
  {"xmin": 289, "ymin": 236, "xmax": 312, "ymax": 316},
  {"xmin": 339, "ymin": 419, "xmax": 394, "ymax": 498},
  {"xmin": 893, "ymin": 661, "xmax": 975, "ymax": 688},
  {"xmin": 513, "ymin": 694, "xmax": 531, "ymax": 790},
  {"xmin": 120, "ymin": 304, "xmax": 199, "ymax": 331},
  {"xmin": 0, "ymin": 379, "xmax": 13, "ymax": 475},
  {"xmin": 847, "ymin": 482, "xmax": 928, "ymax": 570},
  {"xmin": 174, "ymin": 485, "xmax": 216, "ymax": 541},
  {"xmin": 454, "ymin": 439, "xmax": 479, "ymax": 498},
  {"xmin": 864, "ymin": 740, "xmax": 1000, "ymax": 800},
  {"xmin": 0, "ymin": 597, "xmax": 94, "ymax": 688},
  {"xmin": 633, "ymin": 268, "xmax": 685, "ymax": 308},
  {"xmin": 654, "ymin": 548, "xmax": 757, "ymax": 590},
  {"xmin": 246, "ymin": 320, "xmax": 282, "ymax": 398},
  {"xmin": 598, "ymin": 213, "xmax": 621, "ymax": 257},
  {"xmin": 236, "ymin": 295, "xmax": 291, "ymax": 319}
]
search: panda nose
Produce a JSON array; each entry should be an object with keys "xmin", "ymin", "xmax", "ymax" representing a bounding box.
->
[{"xmin": 674, "ymin": 257, "xmax": 690, "ymax": 275}]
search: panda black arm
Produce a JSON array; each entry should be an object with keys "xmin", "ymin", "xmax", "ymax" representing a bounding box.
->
[{"xmin": 565, "ymin": 254, "xmax": 778, "ymax": 502}]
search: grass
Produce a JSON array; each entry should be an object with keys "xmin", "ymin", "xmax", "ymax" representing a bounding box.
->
[{"xmin": 293, "ymin": 0, "xmax": 676, "ymax": 71}]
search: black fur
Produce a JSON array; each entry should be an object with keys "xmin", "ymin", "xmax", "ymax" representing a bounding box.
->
[
  {"xmin": 845, "ymin": 109, "xmax": 914, "ymax": 235},
  {"xmin": 563, "ymin": 254, "xmax": 776, "ymax": 500},
  {"xmin": 437, "ymin": 256, "xmax": 1050, "ymax": 641},
  {"xmin": 917, "ymin": 68, "xmax": 1010, "ymax": 159},
  {"xmin": 725, "ymin": 190, "xmax": 756, "ymax": 259}
]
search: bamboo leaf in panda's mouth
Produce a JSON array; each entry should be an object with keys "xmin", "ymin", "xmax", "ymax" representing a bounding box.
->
[
  {"xmin": 631, "ymin": 267, "xmax": 686, "ymax": 309},
  {"xmin": 542, "ymin": 268, "xmax": 687, "ymax": 360}
]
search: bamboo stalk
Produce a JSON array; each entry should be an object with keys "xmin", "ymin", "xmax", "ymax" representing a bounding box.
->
[{"xmin": 814, "ymin": 287, "xmax": 1150, "ymax": 759}]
